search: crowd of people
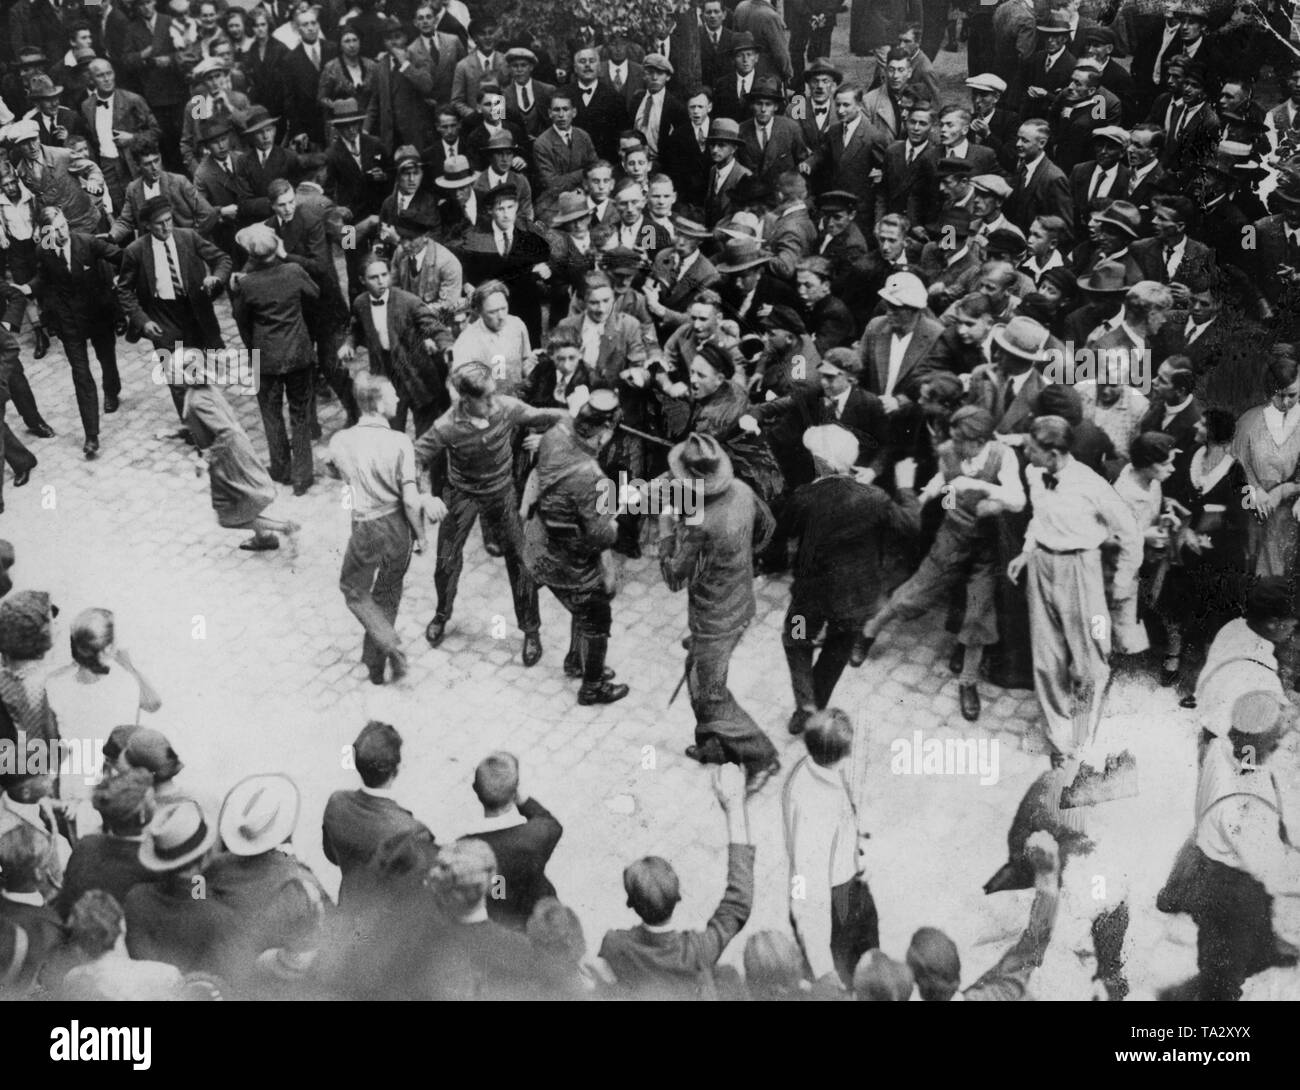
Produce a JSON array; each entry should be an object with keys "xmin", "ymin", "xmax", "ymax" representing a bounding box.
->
[{"xmin": 3, "ymin": 0, "xmax": 1300, "ymax": 1001}]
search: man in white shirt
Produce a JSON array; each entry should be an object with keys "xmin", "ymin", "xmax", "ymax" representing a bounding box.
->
[{"xmin": 783, "ymin": 709, "xmax": 875, "ymax": 988}]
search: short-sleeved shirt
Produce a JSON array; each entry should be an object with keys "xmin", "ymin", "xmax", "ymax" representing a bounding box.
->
[{"xmin": 328, "ymin": 419, "xmax": 418, "ymax": 519}]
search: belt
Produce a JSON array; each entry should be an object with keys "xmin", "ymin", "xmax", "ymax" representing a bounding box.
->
[
  {"xmin": 351, "ymin": 503, "xmax": 402, "ymax": 523},
  {"xmin": 1036, "ymin": 543, "xmax": 1090, "ymax": 556}
]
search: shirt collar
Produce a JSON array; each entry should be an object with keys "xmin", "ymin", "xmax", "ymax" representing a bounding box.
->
[
  {"xmin": 1120, "ymin": 321, "xmax": 1145, "ymax": 348},
  {"xmin": 1, "ymin": 890, "xmax": 44, "ymax": 906},
  {"xmin": 1163, "ymin": 395, "xmax": 1192, "ymax": 418},
  {"xmin": 475, "ymin": 806, "xmax": 525, "ymax": 832},
  {"xmin": 360, "ymin": 784, "xmax": 395, "ymax": 797}
]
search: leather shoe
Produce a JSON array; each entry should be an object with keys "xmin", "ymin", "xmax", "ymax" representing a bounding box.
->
[
  {"xmin": 33, "ymin": 327, "xmax": 50, "ymax": 359},
  {"xmin": 83, "ymin": 437, "xmax": 99, "ymax": 460},
  {"xmin": 425, "ymin": 616, "xmax": 447, "ymax": 647},
  {"xmin": 12, "ymin": 466, "xmax": 33, "ymax": 488},
  {"xmin": 104, "ymin": 395, "xmax": 119, "ymax": 414},
  {"xmin": 293, "ymin": 482, "xmax": 312, "ymax": 497},
  {"xmin": 948, "ymin": 643, "xmax": 965, "ymax": 675},
  {"xmin": 368, "ymin": 659, "xmax": 386, "ymax": 685},
  {"xmin": 388, "ymin": 649, "xmax": 409, "ymax": 682},
  {"xmin": 577, "ymin": 680, "xmax": 629, "ymax": 705},
  {"xmin": 563, "ymin": 653, "xmax": 614, "ymax": 681},
  {"xmin": 788, "ymin": 707, "xmax": 813, "ymax": 735},
  {"xmin": 521, "ymin": 632, "xmax": 542, "ymax": 667},
  {"xmin": 848, "ymin": 633, "xmax": 874, "ymax": 667},
  {"xmin": 27, "ymin": 422, "xmax": 55, "ymax": 438},
  {"xmin": 959, "ymin": 682, "xmax": 981, "ymax": 722}
]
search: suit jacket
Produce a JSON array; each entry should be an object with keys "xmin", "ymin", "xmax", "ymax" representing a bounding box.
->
[
  {"xmin": 861, "ymin": 86, "xmax": 906, "ymax": 143},
  {"xmin": 231, "ymin": 259, "xmax": 320, "ymax": 372},
  {"xmin": 949, "ymin": 140, "xmax": 1000, "ymax": 177},
  {"xmin": 194, "ymin": 151, "xmax": 272, "ymax": 229},
  {"xmin": 322, "ymin": 789, "xmax": 428, "ymax": 909},
  {"xmin": 654, "ymin": 253, "xmax": 722, "ymax": 332},
  {"xmin": 56, "ymin": 834, "xmax": 161, "ymax": 921},
  {"xmin": 391, "ymin": 237, "xmax": 463, "ymax": 306},
  {"xmin": 468, "ymin": 170, "xmax": 533, "ymax": 226},
  {"xmin": 111, "ymin": 171, "xmax": 218, "ymax": 244},
  {"xmin": 566, "ymin": 82, "xmax": 629, "ymax": 161},
  {"xmin": 738, "ymin": 114, "xmax": 809, "ymax": 186},
  {"xmin": 457, "ymin": 226, "xmax": 551, "ymax": 339},
  {"xmin": 1250, "ymin": 216, "xmax": 1300, "ymax": 306},
  {"xmin": 993, "ymin": 0, "xmax": 1038, "ymax": 83},
  {"xmin": 804, "ymin": 293, "xmax": 858, "ymax": 354},
  {"xmin": 809, "ymin": 118, "xmax": 888, "ymax": 221},
  {"xmin": 241, "ymin": 37, "xmax": 291, "ymax": 117},
  {"xmin": 661, "ymin": 119, "xmax": 714, "ymax": 207},
  {"xmin": 26, "ymin": 105, "xmax": 88, "ymax": 149},
  {"xmin": 600, "ymin": 59, "xmax": 646, "ymax": 110},
  {"xmin": 1155, "ymin": 97, "xmax": 1220, "ymax": 179},
  {"xmin": 856, "ymin": 314, "xmax": 945, "ymax": 401},
  {"xmin": 284, "ymin": 39, "xmax": 340, "ymax": 146},
  {"xmin": 766, "ymin": 201, "xmax": 818, "ymax": 280},
  {"xmin": 463, "ymin": 119, "xmax": 533, "ymax": 173},
  {"xmin": 700, "ymin": 26, "xmax": 739, "ymax": 87},
  {"xmin": 504, "ymin": 79, "xmax": 556, "ymax": 140},
  {"xmin": 323, "ymin": 134, "xmax": 392, "ymax": 220},
  {"xmin": 266, "ymin": 204, "xmax": 346, "ymax": 321},
  {"xmin": 704, "ymin": 160, "xmax": 753, "ymax": 229},
  {"xmin": 238, "ymin": 145, "xmax": 323, "ymax": 205},
  {"xmin": 1097, "ymin": 58, "xmax": 1138, "ymax": 124},
  {"xmin": 629, "ymin": 89, "xmax": 689, "ymax": 160},
  {"xmin": 532, "ymin": 126, "xmax": 598, "ymax": 218},
  {"xmin": 408, "ymin": 30, "xmax": 465, "ymax": 107},
  {"xmin": 711, "ymin": 74, "xmax": 759, "ymax": 124},
  {"xmin": 79, "ymin": 88, "xmax": 158, "ymax": 181},
  {"xmin": 734, "ymin": 0, "xmax": 794, "ymax": 83},
  {"xmin": 317, "ymin": 55, "xmax": 378, "ymax": 121},
  {"xmin": 1129, "ymin": 236, "xmax": 1217, "ymax": 287},
  {"xmin": 345, "ymin": 286, "xmax": 447, "ymax": 408},
  {"xmin": 554, "ymin": 312, "xmax": 647, "ymax": 387},
  {"xmin": 1049, "ymin": 89, "xmax": 1123, "ymax": 173},
  {"xmin": 31, "ymin": 230, "xmax": 122, "ymax": 339},
  {"xmin": 367, "ymin": 52, "xmax": 437, "ymax": 153},
  {"xmin": 878, "ymin": 139, "xmax": 939, "ymax": 225},
  {"xmin": 451, "ymin": 50, "xmax": 510, "ymax": 118},
  {"xmin": 1004, "ymin": 154, "xmax": 1073, "ymax": 235},
  {"xmin": 466, "ymin": 799, "xmax": 563, "ymax": 933},
  {"xmin": 966, "ymin": 363, "xmax": 1048, "ymax": 435},
  {"xmin": 1069, "ymin": 160, "xmax": 1132, "ymax": 235},
  {"xmin": 1123, "ymin": 161, "xmax": 1167, "ymax": 220},
  {"xmin": 797, "ymin": 98, "xmax": 837, "ymax": 162},
  {"xmin": 120, "ymin": 14, "xmax": 187, "ymax": 108},
  {"xmin": 971, "ymin": 107, "xmax": 1020, "ymax": 172},
  {"xmin": 719, "ymin": 272, "xmax": 801, "ymax": 338},
  {"xmin": 1017, "ymin": 48, "xmax": 1077, "ymax": 116},
  {"xmin": 117, "ymin": 228, "xmax": 232, "ymax": 348}
]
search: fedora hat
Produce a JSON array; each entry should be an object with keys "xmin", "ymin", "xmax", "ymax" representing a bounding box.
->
[
  {"xmin": 436, "ymin": 154, "xmax": 478, "ymax": 188},
  {"xmin": 601, "ymin": 246, "xmax": 648, "ymax": 271},
  {"xmin": 394, "ymin": 144, "xmax": 422, "ymax": 170},
  {"xmin": 219, "ymin": 773, "xmax": 300, "ymax": 856},
  {"xmin": 804, "ymin": 58, "xmax": 843, "ymax": 83},
  {"xmin": 197, "ymin": 117, "xmax": 233, "ymax": 143},
  {"xmin": 673, "ymin": 214, "xmax": 711, "ymax": 240},
  {"xmin": 1093, "ymin": 199, "xmax": 1142, "ymax": 238},
  {"xmin": 482, "ymin": 129, "xmax": 519, "ymax": 153},
  {"xmin": 717, "ymin": 210, "xmax": 763, "ymax": 238},
  {"xmin": 731, "ymin": 175, "xmax": 774, "ymax": 207},
  {"xmin": 26, "ymin": 74, "xmax": 62, "ymax": 100},
  {"xmin": 668, "ymin": 433, "xmax": 735, "ymax": 497},
  {"xmin": 1271, "ymin": 179, "xmax": 1300, "ymax": 206},
  {"xmin": 328, "ymin": 98, "xmax": 367, "ymax": 125},
  {"xmin": 706, "ymin": 117, "xmax": 745, "ymax": 144},
  {"xmin": 139, "ymin": 798, "xmax": 218, "ymax": 872},
  {"xmin": 731, "ymin": 31, "xmax": 759, "ymax": 53},
  {"xmin": 991, "ymin": 316, "xmax": 1050, "ymax": 361},
  {"xmin": 240, "ymin": 105, "xmax": 279, "ymax": 135},
  {"xmin": 714, "ymin": 237, "xmax": 773, "ymax": 273},
  {"xmin": 551, "ymin": 191, "xmax": 593, "ymax": 226},
  {"xmin": 1077, "ymin": 259, "xmax": 1131, "ymax": 293},
  {"xmin": 746, "ymin": 76, "xmax": 784, "ymax": 102},
  {"xmin": 1036, "ymin": 12, "xmax": 1073, "ymax": 33}
]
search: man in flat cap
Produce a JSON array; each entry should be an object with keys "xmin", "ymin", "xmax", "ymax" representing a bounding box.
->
[
  {"xmin": 1082, "ymin": 26, "xmax": 1137, "ymax": 123},
  {"xmin": 630, "ymin": 54, "xmax": 688, "ymax": 165},
  {"xmin": 523, "ymin": 388, "xmax": 630, "ymax": 705},
  {"xmin": 966, "ymin": 73, "xmax": 1019, "ymax": 171},
  {"xmin": 504, "ymin": 46, "xmax": 555, "ymax": 140},
  {"xmin": 1050, "ymin": 63, "xmax": 1123, "ymax": 173}
]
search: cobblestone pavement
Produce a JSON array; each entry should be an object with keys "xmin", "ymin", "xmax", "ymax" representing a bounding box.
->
[{"xmin": 6, "ymin": 42, "xmax": 1298, "ymax": 998}]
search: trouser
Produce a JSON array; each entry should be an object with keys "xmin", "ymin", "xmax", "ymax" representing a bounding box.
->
[
  {"xmin": 921, "ymin": 0, "xmax": 950, "ymax": 56},
  {"xmin": 154, "ymin": 302, "xmax": 214, "ymax": 423},
  {"xmin": 7, "ymin": 357, "xmax": 45, "ymax": 430},
  {"xmin": 686, "ymin": 626, "xmax": 778, "ymax": 774},
  {"xmin": 830, "ymin": 877, "xmax": 879, "ymax": 987},
  {"xmin": 315, "ymin": 321, "xmax": 360, "ymax": 427},
  {"xmin": 340, "ymin": 510, "xmax": 414, "ymax": 669},
  {"xmin": 434, "ymin": 482, "xmax": 540, "ymax": 633},
  {"xmin": 99, "ymin": 157, "xmax": 128, "ymax": 214},
  {"xmin": 64, "ymin": 328, "xmax": 121, "ymax": 441},
  {"xmin": 1091, "ymin": 901, "xmax": 1130, "ymax": 1001},
  {"xmin": 783, "ymin": 602, "xmax": 861, "ymax": 711},
  {"xmin": 550, "ymin": 584, "xmax": 614, "ymax": 685},
  {"xmin": 881, "ymin": 521, "xmax": 1000, "ymax": 647},
  {"xmin": 2, "ymin": 417, "xmax": 38, "ymax": 497},
  {"xmin": 1194, "ymin": 853, "xmax": 1276, "ymax": 1002},
  {"xmin": 966, "ymin": 8, "xmax": 996, "ymax": 77},
  {"xmin": 395, "ymin": 396, "xmax": 441, "ymax": 439},
  {"xmin": 1026, "ymin": 547, "xmax": 1110, "ymax": 760},
  {"xmin": 806, "ymin": 20, "xmax": 834, "ymax": 67},
  {"xmin": 155, "ymin": 108, "xmax": 185, "ymax": 172},
  {"xmin": 257, "ymin": 367, "xmax": 315, "ymax": 490}
]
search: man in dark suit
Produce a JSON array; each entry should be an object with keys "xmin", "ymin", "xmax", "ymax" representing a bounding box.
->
[
  {"xmin": 503, "ymin": 46, "xmax": 555, "ymax": 141},
  {"xmin": 878, "ymin": 103, "xmax": 939, "ymax": 225},
  {"xmin": 116, "ymin": 197, "xmax": 232, "ymax": 428},
  {"xmin": 30, "ymin": 208, "xmax": 121, "ymax": 459},
  {"xmin": 855, "ymin": 272, "xmax": 945, "ymax": 408},
  {"xmin": 660, "ymin": 89, "xmax": 714, "ymax": 208},
  {"xmin": 457, "ymin": 183, "xmax": 551, "ymax": 345},
  {"xmin": 118, "ymin": 0, "xmax": 187, "ymax": 169},
  {"xmin": 797, "ymin": 57, "xmax": 842, "ymax": 164},
  {"xmin": 366, "ymin": 18, "xmax": 438, "ymax": 153},
  {"xmin": 1068, "ymin": 128, "xmax": 1131, "ymax": 237},
  {"xmin": 1129, "ymin": 194, "xmax": 1217, "ymax": 287},
  {"xmin": 1158, "ymin": 61, "xmax": 1219, "ymax": 182},
  {"xmin": 464, "ymin": 752, "xmax": 563, "ymax": 933},
  {"xmin": 323, "ymin": 99, "xmax": 392, "ymax": 293},
  {"xmin": 965, "ymin": 316, "xmax": 1051, "ymax": 436},
  {"xmin": 0, "ymin": 824, "xmax": 64, "ymax": 995},
  {"xmin": 1139, "ymin": 356, "xmax": 1202, "ymax": 449},
  {"xmin": 804, "ymin": 84, "xmax": 888, "ymax": 232},
  {"xmin": 1017, "ymin": 17, "xmax": 1076, "ymax": 118},
  {"xmin": 1123, "ymin": 123, "xmax": 1167, "ymax": 221},
  {"xmin": 531, "ymin": 91, "xmax": 598, "ymax": 224},
  {"xmin": 1248, "ymin": 179, "xmax": 1300, "ymax": 313},
  {"xmin": 323, "ymin": 721, "xmax": 429, "ymax": 911},
  {"xmin": 24, "ymin": 74, "xmax": 87, "ymax": 149},
  {"xmin": 1003, "ymin": 119, "xmax": 1073, "ymax": 234},
  {"xmin": 628, "ymin": 53, "xmax": 688, "ymax": 167},
  {"xmin": 240, "ymin": 21, "xmax": 291, "ymax": 120},
  {"xmin": 236, "ymin": 107, "xmax": 325, "ymax": 201},
  {"xmin": 738, "ymin": 77, "xmax": 809, "ymax": 186},
  {"xmin": 463, "ymin": 83, "xmax": 533, "ymax": 174},
  {"xmin": 936, "ymin": 104, "xmax": 1001, "ymax": 176},
  {"xmin": 967, "ymin": 72, "xmax": 1019, "ymax": 171},
  {"xmin": 281, "ymin": 7, "xmax": 338, "ymax": 148},
  {"xmin": 1048, "ymin": 65, "xmax": 1123, "ymax": 173},
  {"xmin": 703, "ymin": 118, "xmax": 753, "ymax": 228},
  {"xmin": 699, "ymin": 0, "xmax": 739, "ymax": 86},
  {"xmin": 599, "ymin": 35, "xmax": 646, "ymax": 111},
  {"xmin": 566, "ymin": 46, "xmax": 629, "ymax": 162},
  {"xmin": 715, "ymin": 238, "xmax": 801, "ymax": 337},
  {"xmin": 80, "ymin": 57, "xmax": 160, "ymax": 210},
  {"xmin": 193, "ymin": 117, "xmax": 271, "ymax": 254},
  {"xmin": 813, "ymin": 190, "xmax": 875, "ymax": 321},
  {"xmin": 711, "ymin": 31, "xmax": 764, "ymax": 123},
  {"xmin": 1081, "ymin": 27, "xmax": 1138, "ymax": 124}
]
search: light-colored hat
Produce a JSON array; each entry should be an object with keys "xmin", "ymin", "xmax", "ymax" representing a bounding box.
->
[
  {"xmin": 718, "ymin": 211, "xmax": 763, "ymax": 239},
  {"xmin": 991, "ymin": 317, "xmax": 1050, "ymax": 361},
  {"xmin": 1092, "ymin": 125, "xmax": 1130, "ymax": 146},
  {"xmin": 642, "ymin": 52, "xmax": 674, "ymax": 76},
  {"xmin": 190, "ymin": 56, "xmax": 229, "ymax": 82},
  {"xmin": 1231, "ymin": 691, "xmax": 1297, "ymax": 736},
  {"xmin": 505, "ymin": 46, "xmax": 538, "ymax": 65},
  {"xmin": 328, "ymin": 98, "xmax": 367, "ymax": 126},
  {"xmin": 551, "ymin": 191, "xmax": 593, "ymax": 226},
  {"xmin": 970, "ymin": 173, "xmax": 1012, "ymax": 198},
  {"xmin": 394, "ymin": 144, "xmax": 422, "ymax": 169},
  {"xmin": 139, "ymin": 798, "xmax": 218, "ymax": 872},
  {"xmin": 965, "ymin": 73, "xmax": 1007, "ymax": 94},
  {"xmin": 436, "ymin": 154, "xmax": 478, "ymax": 188},
  {"xmin": 803, "ymin": 424, "xmax": 859, "ymax": 473},
  {"xmin": 235, "ymin": 222, "xmax": 281, "ymax": 260},
  {"xmin": 706, "ymin": 117, "xmax": 745, "ymax": 145},
  {"xmin": 219, "ymin": 773, "xmax": 300, "ymax": 856},
  {"xmin": 4, "ymin": 119, "xmax": 40, "ymax": 144},
  {"xmin": 878, "ymin": 271, "xmax": 927, "ymax": 309},
  {"xmin": 1094, "ymin": 199, "xmax": 1142, "ymax": 238}
]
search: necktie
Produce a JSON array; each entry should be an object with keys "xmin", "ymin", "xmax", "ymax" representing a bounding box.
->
[
  {"xmin": 757, "ymin": 125, "xmax": 767, "ymax": 151},
  {"xmin": 498, "ymin": 230, "xmax": 511, "ymax": 255},
  {"xmin": 637, "ymin": 95, "xmax": 652, "ymax": 134},
  {"xmin": 309, "ymin": 43, "xmax": 319, "ymax": 69},
  {"xmin": 613, "ymin": 68, "xmax": 624, "ymax": 92},
  {"xmin": 1164, "ymin": 245, "xmax": 1175, "ymax": 275},
  {"xmin": 711, "ymin": 31, "xmax": 719, "ymax": 46},
  {"xmin": 1042, "ymin": 471, "xmax": 1059, "ymax": 491},
  {"xmin": 65, "ymin": 248, "xmax": 72, "ymax": 273},
  {"xmin": 560, "ymin": 130, "xmax": 570, "ymax": 147},
  {"xmin": 906, "ymin": 144, "xmax": 916, "ymax": 165},
  {"xmin": 164, "ymin": 240, "xmax": 186, "ymax": 297},
  {"xmin": 1088, "ymin": 169, "xmax": 1102, "ymax": 203},
  {"xmin": 697, "ymin": 125, "xmax": 706, "ymax": 150},
  {"xmin": 823, "ymin": 398, "xmax": 838, "ymax": 421},
  {"xmin": 521, "ymin": 85, "xmax": 532, "ymax": 112}
]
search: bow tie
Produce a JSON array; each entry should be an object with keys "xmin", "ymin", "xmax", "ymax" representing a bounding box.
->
[
  {"xmin": 370, "ymin": 295, "xmax": 387, "ymax": 307},
  {"xmin": 97, "ymin": 98, "xmax": 111, "ymax": 108},
  {"xmin": 1042, "ymin": 471, "xmax": 1058, "ymax": 491}
]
